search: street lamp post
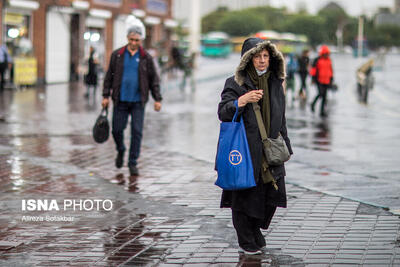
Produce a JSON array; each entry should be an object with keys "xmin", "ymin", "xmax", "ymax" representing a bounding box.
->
[
  {"xmin": 357, "ymin": 15, "xmax": 364, "ymax": 58},
  {"xmin": 189, "ymin": 0, "xmax": 201, "ymax": 55}
]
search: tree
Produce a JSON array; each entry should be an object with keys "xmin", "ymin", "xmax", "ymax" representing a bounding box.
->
[
  {"xmin": 217, "ymin": 11, "xmax": 265, "ymax": 36},
  {"xmin": 283, "ymin": 15, "xmax": 326, "ymax": 47},
  {"xmin": 367, "ymin": 24, "xmax": 400, "ymax": 48},
  {"xmin": 318, "ymin": 2, "xmax": 349, "ymax": 44},
  {"xmin": 201, "ymin": 7, "xmax": 228, "ymax": 33},
  {"xmin": 342, "ymin": 17, "xmax": 358, "ymax": 46},
  {"xmin": 296, "ymin": 1, "xmax": 308, "ymax": 14},
  {"xmin": 200, "ymin": 3, "xmax": 400, "ymax": 50},
  {"xmin": 247, "ymin": 6, "xmax": 288, "ymax": 32}
]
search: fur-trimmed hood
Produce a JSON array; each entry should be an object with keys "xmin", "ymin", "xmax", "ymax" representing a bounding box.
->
[{"xmin": 235, "ymin": 38, "xmax": 286, "ymax": 86}]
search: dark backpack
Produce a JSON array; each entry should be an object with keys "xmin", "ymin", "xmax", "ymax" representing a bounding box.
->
[{"xmin": 92, "ymin": 108, "xmax": 110, "ymax": 143}]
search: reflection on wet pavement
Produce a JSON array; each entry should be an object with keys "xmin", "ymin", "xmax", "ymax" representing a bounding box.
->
[
  {"xmin": 288, "ymin": 118, "xmax": 331, "ymax": 152},
  {"xmin": 311, "ymin": 121, "xmax": 331, "ymax": 151},
  {"xmin": 1, "ymin": 130, "xmax": 398, "ymax": 266}
]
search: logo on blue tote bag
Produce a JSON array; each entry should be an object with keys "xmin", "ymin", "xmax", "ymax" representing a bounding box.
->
[{"xmin": 229, "ymin": 150, "xmax": 242, "ymax": 165}]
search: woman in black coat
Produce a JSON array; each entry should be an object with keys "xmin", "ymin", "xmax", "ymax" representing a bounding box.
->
[
  {"xmin": 84, "ymin": 46, "xmax": 99, "ymax": 98},
  {"xmin": 217, "ymin": 38, "xmax": 293, "ymax": 255}
]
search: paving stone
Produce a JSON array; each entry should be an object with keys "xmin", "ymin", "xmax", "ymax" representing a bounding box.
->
[
  {"xmin": 165, "ymin": 252, "xmax": 192, "ymax": 259},
  {"xmin": 202, "ymin": 243, "xmax": 229, "ymax": 248},
  {"xmin": 335, "ymin": 253, "xmax": 364, "ymax": 259},
  {"xmin": 305, "ymin": 253, "xmax": 335, "ymax": 259},
  {"xmin": 214, "ymin": 256, "xmax": 241, "ymax": 263},
  {"xmin": 209, "ymin": 264, "xmax": 237, "ymax": 267},
  {"xmin": 191, "ymin": 252, "xmax": 220, "ymax": 258},
  {"xmin": 303, "ymin": 258, "xmax": 332, "ymax": 264},
  {"xmin": 197, "ymin": 248, "xmax": 224, "ymax": 253},
  {"xmin": 362, "ymin": 259, "xmax": 392, "ymax": 265},
  {"xmin": 331, "ymin": 265, "xmax": 360, "ymax": 267},
  {"xmin": 364, "ymin": 253, "xmax": 393, "ymax": 259},
  {"xmin": 187, "ymin": 257, "xmax": 215, "ymax": 263},
  {"xmin": 332, "ymin": 258, "xmax": 363, "ymax": 264}
]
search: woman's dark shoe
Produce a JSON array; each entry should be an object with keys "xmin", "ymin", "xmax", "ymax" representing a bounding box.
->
[
  {"xmin": 238, "ymin": 247, "xmax": 262, "ymax": 255},
  {"xmin": 115, "ymin": 151, "xmax": 124, "ymax": 168}
]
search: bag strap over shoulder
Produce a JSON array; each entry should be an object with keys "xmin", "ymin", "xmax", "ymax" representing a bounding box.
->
[
  {"xmin": 252, "ymin": 102, "xmax": 279, "ymax": 190},
  {"xmin": 252, "ymin": 102, "xmax": 269, "ymax": 146}
]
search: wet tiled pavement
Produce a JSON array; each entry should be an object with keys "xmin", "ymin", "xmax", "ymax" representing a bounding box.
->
[
  {"xmin": 0, "ymin": 130, "xmax": 399, "ymax": 266},
  {"xmin": 0, "ymin": 55, "xmax": 400, "ymax": 266}
]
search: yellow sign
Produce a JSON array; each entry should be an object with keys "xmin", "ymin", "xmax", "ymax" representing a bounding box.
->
[
  {"xmin": 14, "ymin": 57, "xmax": 37, "ymax": 85},
  {"xmin": 5, "ymin": 13, "xmax": 24, "ymax": 25}
]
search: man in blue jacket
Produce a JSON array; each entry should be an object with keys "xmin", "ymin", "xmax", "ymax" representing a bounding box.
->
[{"xmin": 102, "ymin": 25, "xmax": 162, "ymax": 176}]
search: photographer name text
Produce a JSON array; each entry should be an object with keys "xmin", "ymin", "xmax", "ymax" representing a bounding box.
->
[{"xmin": 22, "ymin": 215, "xmax": 74, "ymax": 222}]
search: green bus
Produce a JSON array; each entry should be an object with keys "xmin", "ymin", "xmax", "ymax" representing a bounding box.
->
[{"xmin": 201, "ymin": 32, "xmax": 232, "ymax": 58}]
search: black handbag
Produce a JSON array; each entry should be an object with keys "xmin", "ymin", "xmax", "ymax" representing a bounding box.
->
[
  {"xmin": 329, "ymin": 82, "xmax": 338, "ymax": 91},
  {"xmin": 252, "ymin": 103, "xmax": 290, "ymax": 166},
  {"xmin": 92, "ymin": 108, "xmax": 110, "ymax": 143}
]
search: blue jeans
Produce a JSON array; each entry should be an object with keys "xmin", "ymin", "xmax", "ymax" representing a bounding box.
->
[{"xmin": 112, "ymin": 101, "xmax": 145, "ymax": 167}]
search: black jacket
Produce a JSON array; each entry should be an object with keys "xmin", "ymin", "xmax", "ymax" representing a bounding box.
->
[
  {"xmin": 218, "ymin": 40, "xmax": 292, "ymax": 183},
  {"xmin": 218, "ymin": 74, "xmax": 292, "ymax": 183},
  {"xmin": 298, "ymin": 55, "xmax": 310, "ymax": 74},
  {"xmin": 85, "ymin": 53, "xmax": 98, "ymax": 86},
  {"xmin": 103, "ymin": 45, "xmax": 162, "ymax": 105},
  {"xmin": 217, "ymin": 38, "xmax": 293, "ymax": 214}
]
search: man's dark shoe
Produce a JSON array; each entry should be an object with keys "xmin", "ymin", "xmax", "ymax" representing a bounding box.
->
[
  {"xmin": 129, "ymin": 165, "xmax": 139, "ymax": 176},
  {"xmin": 115, "ymin": 151, "xmax": 124, "ymax": 168}
]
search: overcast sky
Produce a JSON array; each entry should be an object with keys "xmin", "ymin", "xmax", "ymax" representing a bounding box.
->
[{"xmin": 269, "ymin": 0, "xmax": 394, "ymax": 16}]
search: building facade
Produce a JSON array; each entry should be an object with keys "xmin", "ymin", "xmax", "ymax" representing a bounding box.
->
[
  {"xmin": 0, "ymin": 0, "xmax": 175, "ymax": 84},
  {"xmin": 375, "ymin": 3, "xmax": 400, "ymax": 28}
]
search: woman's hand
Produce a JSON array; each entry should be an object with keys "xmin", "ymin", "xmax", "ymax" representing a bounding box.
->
[{"xmin": 238, "ymin": 90, "xmax": 263, "ymax": 107}]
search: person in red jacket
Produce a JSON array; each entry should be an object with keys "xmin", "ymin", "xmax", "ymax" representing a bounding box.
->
[{"xmin": 310, "ymin": 45, "xmax": 334, "ymax": 117}]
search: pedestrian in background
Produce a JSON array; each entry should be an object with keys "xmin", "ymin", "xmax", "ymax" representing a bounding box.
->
[
  {"xmin": 84, "ymin": 46, "xmax": 99, "ymax": 98},
  {"xmin": 102, "ymin": 22, "xmax": 162, "ymax": 176},
  {"xmin": 170, "ymin": 42, "xmax": 183, "ymax": 72},
  {"xmin": 310, "ymin": 45, "xmax": 334, "ymax": 117},
  {"xmin": 0, "ymin": 44, "xmax": 12, "ymax": 91},
  {"xmin": 285, "ymin": 52, "xmax": 298, "ymax": 103},
  {"xmin": 218, "ymin": 38, "xmax": 293, "ymax": 255},
  {"xmin": 297, "ymin": 49, "xmax": 310, "ymax": 99}
]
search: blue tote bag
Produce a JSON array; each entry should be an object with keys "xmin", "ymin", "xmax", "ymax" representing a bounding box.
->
[{"xmin": 215, "ymin": 100, "xmax": 256, "ymax": 190}]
